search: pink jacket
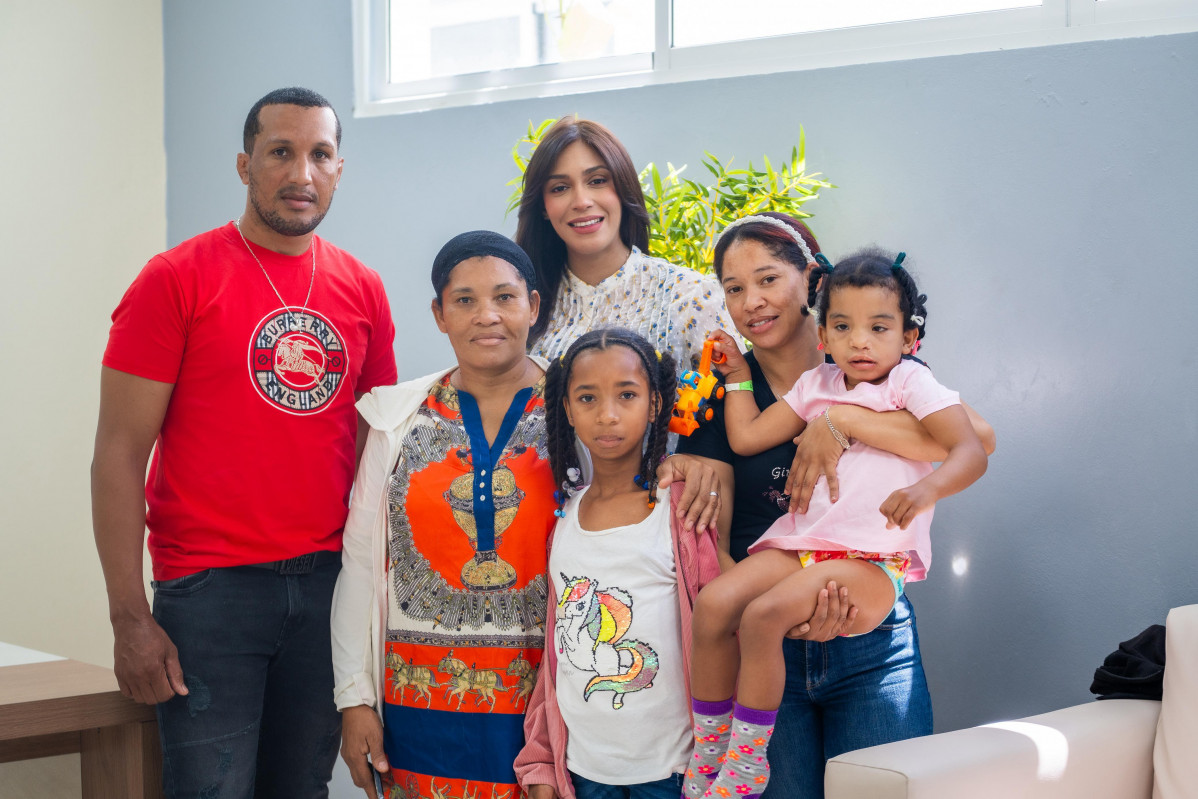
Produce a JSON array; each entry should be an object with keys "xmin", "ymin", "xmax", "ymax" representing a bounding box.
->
[{"xmin": 513, "ymin": 483, "xmax": 722, "ymax": 797}]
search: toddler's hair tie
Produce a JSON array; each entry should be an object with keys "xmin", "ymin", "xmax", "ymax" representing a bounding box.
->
[{"xmin": 891, "ymin": 252, "xmax": 907, "ymax": 272}]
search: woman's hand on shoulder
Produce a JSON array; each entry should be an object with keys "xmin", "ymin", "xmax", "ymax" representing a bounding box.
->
[
  {"xmin": 656, "ymin": 454, "xmax": 723, "ymax": 533},
  {"xmin": 785, "ymin": 406, "xmax": 850, "ymax": 513},
  {"xmin": 785, "ymin": 581, "xmax": 858, "ymax": 641},
  {"xmin": 527, "ymin": 785, "xmax": 559, "ymax": 799},
  {"xmin": 708, "ymin": 330, "xmax": 750, "ymax": 383},
  {"xmin": 340, "ymin": 704, "xmax": 388, "ymax": 798}
]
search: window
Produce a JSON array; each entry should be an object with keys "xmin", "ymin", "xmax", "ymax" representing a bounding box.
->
[
  {"xmin": 673, "ymin": 0, "xmax": 1041, "ymax": 47},
  {"xmin": 353, "ymin": 0, "xmax": 1198, "ymax": 116},
  {"xmin": 388, "ymin": 0, "xmax": 653, "ymax": 84}
]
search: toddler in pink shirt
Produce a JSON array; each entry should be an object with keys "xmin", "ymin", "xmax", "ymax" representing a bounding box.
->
[{"xmin": 682, "ymin": 246, "xmax": 988, "ymax": 799}]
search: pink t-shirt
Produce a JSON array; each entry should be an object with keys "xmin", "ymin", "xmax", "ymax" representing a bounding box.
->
[{"xmin": 748, "ymin": 360, "xmax": 959, "ymax": 581}]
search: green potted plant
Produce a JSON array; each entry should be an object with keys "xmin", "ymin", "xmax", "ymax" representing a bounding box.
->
[{"xmin": 506, "ymin": 119, "xmax": 833, "ymax": 274}]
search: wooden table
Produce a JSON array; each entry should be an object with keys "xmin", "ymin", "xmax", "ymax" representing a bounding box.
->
[{"xmin": 0, "ymin": 654, "xmax": 161, "ymax": 798}]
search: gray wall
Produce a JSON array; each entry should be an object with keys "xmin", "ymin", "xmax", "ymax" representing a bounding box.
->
[{"xmin": 164, "ymin": 0, "xmax": 1197, "ymax": 733}]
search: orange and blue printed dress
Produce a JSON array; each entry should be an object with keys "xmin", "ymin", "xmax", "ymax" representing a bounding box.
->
[{"xmin": 381, "ymin": 374, "xmax": 556, "ymax": 799}]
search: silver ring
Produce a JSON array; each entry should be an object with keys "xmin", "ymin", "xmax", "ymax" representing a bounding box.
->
[{"xmin": 709, "ymin": 491, "xmax": 719, "ymax": 497}]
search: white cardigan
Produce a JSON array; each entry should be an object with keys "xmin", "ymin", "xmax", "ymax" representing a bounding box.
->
[{"xmin": 329, "ymin": 357, "xmax": 550, "ymax": 715}]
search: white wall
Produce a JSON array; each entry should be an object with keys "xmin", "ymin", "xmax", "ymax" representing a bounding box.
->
[{"xmin": 0, "ymin": 0, "xmax": 165, "ymax": 667}]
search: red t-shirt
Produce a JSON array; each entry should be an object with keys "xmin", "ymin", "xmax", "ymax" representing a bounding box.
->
[{"xmin": 104, "ymin": 223, "xmax": 398, "ymax": 580}]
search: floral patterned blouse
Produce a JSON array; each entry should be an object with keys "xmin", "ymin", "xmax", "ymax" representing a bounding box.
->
[{"xmin": 529, "ymin": 247, "xmax": 735, "ymax": 372}]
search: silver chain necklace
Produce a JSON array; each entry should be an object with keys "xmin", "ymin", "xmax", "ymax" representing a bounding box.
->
[{"xmin": 234, "ymin": 217, "xmax": 316, "ymax": 331}]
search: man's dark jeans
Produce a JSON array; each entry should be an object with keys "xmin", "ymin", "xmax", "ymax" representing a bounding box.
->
[{"xmin": 151, "ymin": 559, "xmax": 342, "ymax": 798}]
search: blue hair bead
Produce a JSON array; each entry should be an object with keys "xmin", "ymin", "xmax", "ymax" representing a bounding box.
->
[
  {"xmin": 632, "ymin": 474, "xmax": 644, "ymax": 487},
  {"xmin": 554, "ymin": 508, "xmax": 566, "ymax": 518}
]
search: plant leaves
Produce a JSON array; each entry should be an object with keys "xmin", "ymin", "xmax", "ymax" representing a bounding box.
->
[{"xmin": 503, "ymin": 119, "xmax": 832, "ymax": 268}]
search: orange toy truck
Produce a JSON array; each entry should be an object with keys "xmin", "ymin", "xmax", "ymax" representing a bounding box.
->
[{"xmin": 669, "ymin": 339, "xmax": 727, "ymax": 436}]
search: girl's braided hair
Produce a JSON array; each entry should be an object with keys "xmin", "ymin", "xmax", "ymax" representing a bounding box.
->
[
  {"xmin": 807, "ymin": 247, "xmax": 929, "ymax": 341},
  {"xmin": 543, "ymin": 328, "xmax": 677, "ymax": 515}
]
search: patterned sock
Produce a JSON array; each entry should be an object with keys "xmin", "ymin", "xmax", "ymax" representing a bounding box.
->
[
  {"xmin": 682, "ymin": 697, "xmax": 734, "ymax": 797},
  {"xmin": 703, "ymin": 703, "xmax": 777, "ymax": 799}
]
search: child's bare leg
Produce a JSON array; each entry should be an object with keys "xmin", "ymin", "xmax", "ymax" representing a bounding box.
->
[
  {"xmin": 701, "ymin": 559, "xmax": 897, "ymax": 797},
  {"xmin": 736, "ymin": 558, "xmax": 897, "ymax": 711},
  {"xmin": 690, "ymin": 549, "xmax": 805, "ymax": 701},
  {"xmin": 684, "ymin": 550, "xmax": 803, "ymax": 797}
]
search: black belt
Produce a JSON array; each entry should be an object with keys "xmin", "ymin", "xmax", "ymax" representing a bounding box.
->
[{"xmin": 244, "ymin": 549, "xmax": 341, "ymax": 575}]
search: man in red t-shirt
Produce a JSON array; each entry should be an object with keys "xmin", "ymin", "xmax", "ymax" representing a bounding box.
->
[{"xmin": 92, "ymin": 87, "xmax": 397, "ymax": 797}]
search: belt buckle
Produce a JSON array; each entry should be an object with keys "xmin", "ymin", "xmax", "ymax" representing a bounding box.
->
[{"xmin": 275, "ymin": 553, "xmax": 316, "ymax": 575}]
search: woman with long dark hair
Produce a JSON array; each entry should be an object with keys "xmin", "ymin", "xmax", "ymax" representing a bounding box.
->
[{"xmin": 516, "ymin": 117, "xmax": 733, "ymax": 371}]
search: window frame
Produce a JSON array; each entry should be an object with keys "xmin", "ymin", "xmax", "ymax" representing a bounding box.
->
[{"xmin": 352, "ymin": 0, "xmax": 1198, "ymax": 117}]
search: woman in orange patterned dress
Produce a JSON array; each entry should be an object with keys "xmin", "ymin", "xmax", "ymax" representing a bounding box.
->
[
  {"xmin": 333, "ymin": 232, "xmax": 554, "ymax": 799},
  {"xmin": 332, "ymin": 232, "xmax": 723, "ymax": 799}
]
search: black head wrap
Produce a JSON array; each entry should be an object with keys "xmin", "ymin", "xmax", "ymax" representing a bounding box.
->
[{"xmin": 431, "ymin": 230, "xmax": 538, "ymax": 298}]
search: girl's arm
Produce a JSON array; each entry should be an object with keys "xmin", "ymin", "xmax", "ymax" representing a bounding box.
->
[
  {"xmin": 514, "ymin": 672, "xmax": 560, "ymax": 798},
  {"xmin": 835, "ymin": 401, "xmax": 996, "ymax": 461},
  {"xmin": 709, "ymin": 330, "xmax": 807, "ymax": 456},
  {"xmin": 726, "ymin": 396, "xmax": 807, "ymax": 457},
  {"xmin": 784, "ymin": 400, "xmax": 996, "ymax": 513},
  {"xmin": 514, "ymin": 607, "xmax": 562, "ymax": 797},
  {"xmin": 879, "ymin": 404, "xmax": 988, "ymax": 529}
]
